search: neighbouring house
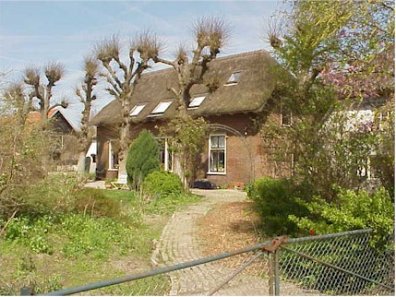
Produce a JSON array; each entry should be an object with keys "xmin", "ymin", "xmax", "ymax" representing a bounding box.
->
[
  {"xmin": 326, "ymin": 97, "xmax": 391, "ymax": 183},
  {"xmin": 27, "ymin": 107, "xmax": 98, "ymax": 173},
  {"xmin": 91, "ymin": 50, "xmax": 293, "ymax": 187}
]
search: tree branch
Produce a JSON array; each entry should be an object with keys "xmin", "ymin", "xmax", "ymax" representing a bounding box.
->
[{"xmin": 102, "ymin": 62, "xmax": 123, "ymax": 90}]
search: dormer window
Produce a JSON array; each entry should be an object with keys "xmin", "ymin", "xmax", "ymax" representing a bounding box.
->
[
  {"xmin": 225, "ymin": 71, "xmax": 241, "ymax": 86},
  {"xmin": 130, "ymin": 104, "xmax": 146, "ymax": 116},
  {"xmin": 188, "ymin": 95, "xmax": 206, "ymax": 108},
  {"xmin": 151, "ymin": 101, "xmax": 172, "ymax": 115}
]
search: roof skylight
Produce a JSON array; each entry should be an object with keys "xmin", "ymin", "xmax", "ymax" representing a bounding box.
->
[
  {"xmin": 188, "ymin": 96, "xmax": 206, "ymax": 108},
  {"xmin": 151, "ymin": 101, "xmax": 172, "ymax": 114},
  {"xmin": 130, "ymin": 104, "xmax": 146, "ymax": 116},
  {"xmin": 225, "ymin": 71, "xmax": 241, "ymax": 86}
]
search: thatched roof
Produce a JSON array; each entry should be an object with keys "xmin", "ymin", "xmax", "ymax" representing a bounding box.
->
[{"xmin": 91, "ymin": 50, "xmax": 278, "ymax": 126}]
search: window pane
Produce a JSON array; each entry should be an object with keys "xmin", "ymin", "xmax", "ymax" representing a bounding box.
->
[
  {"xmin": 130, "ymin": 104, "xmax": 145, "ymax": 116},
  {"xmin": 218, "ymin": 136, "xmax": 225, "ymax": 148},
  {"xmin": 227, "ymin": 71, "xmax": 241, "ymax": 84},
  {"xmin": 211, "ymin": 136, "xmax": 219, "ymax": 148},
  {"xmin": 189, "ymin": 96, "xmax": 206, "ymax": 108},
  {"xmin": 210, "ymin": 151, "xmax": 225, "ymax": 172},
  {"xmin": 152, "ymin": 101, "xmax": 172, "ymax": 114}
]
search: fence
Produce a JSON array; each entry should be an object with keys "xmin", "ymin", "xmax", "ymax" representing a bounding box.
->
[{"xmin": 23, "ymin": 229, "xmax": 394, "ymax": 296}]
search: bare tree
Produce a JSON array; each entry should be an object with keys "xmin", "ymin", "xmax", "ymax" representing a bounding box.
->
[
  {"xmin": 23, "ymin": 62, "xmax": 66, "ymax": 127},
  {"xmin": 75, "ymin": 57, "xmax": 99, "ymax": 173},
  {"xmin": 3, "ymin": 83, "xmax": 33, "ymax": 126},
  {"xmin": 154, "ymin": 17, "xmax": 229, "ymax": 117},
  {"xmin": 154, "ymin": 17, "xmax": 229, "ymax": 186},
  {"xmin": 96, "ymin": 33, "xmax": 161, "ymax": 173}
]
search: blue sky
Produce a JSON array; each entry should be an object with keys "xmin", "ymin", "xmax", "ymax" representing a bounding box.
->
[{"xmin": 0, "ymin": 0, "xmax": 285, "ymax": 116}]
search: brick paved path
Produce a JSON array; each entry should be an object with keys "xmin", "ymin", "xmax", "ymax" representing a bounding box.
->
[
  {"xmin": 153, "ymin": 189, "xmax": 315, "ymax": 296},
  {"xmin": 153, "ymin": 189, "xmax": 271, "ymax": 295}
]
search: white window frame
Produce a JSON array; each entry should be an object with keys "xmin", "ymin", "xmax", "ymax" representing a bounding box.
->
[
  {"xmin": 224, "ymin": 71, "xmax": 241, "ymax": 86},
  {"xmin": 108, "ymin": 140, "xmax": 119, "ymax": 170},
  {"xmin": 130, "ymin": 104, "xmax": 146, "ymax": 116},
  {"xmin": 157, "ymin": 137, "xmax": 174, "ymax": 172},
  {"xmin": 188, "ymin": 95, "xmax": 206, "ymax": 109},
  {"xmin": 208, "ymin": 134, "xmax": 226, "ymax": 175},
  {"xmin": 150, "ymin": 101, "xmax": 172, "ymax": 115}
]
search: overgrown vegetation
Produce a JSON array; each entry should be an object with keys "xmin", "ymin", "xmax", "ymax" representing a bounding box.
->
[
  {"xmin": 248, "ymin": 177, "xmax": 394, "ymax": 249},
  {"xmin": 160, "ymin": 117, "xmax": 209, "ymax": 187},
  {"xmin": 247, "ymin": 178, "xmax": 308, "ymax": 236},
  {"xmin": 0, "ymin": 186, "xmax": 199, "ymax": 294},
  {"xmin": 289, "ymin": 187, "xmax": 394, "ymax": 248},
  {"xmin": 249, "ymin": 0, "xmax": 394, "ymax": 247},
  {"xmin": 126, "ymin": 130, "xmax": 160, "ymax": 190}
]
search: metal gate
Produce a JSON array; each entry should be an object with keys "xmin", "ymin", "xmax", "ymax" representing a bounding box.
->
[{"xmin": 23, "ymin": 229, "xmax": 394, "ymax": 296}]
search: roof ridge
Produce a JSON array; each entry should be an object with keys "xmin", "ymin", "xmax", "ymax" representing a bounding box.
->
[{"xmin": 141, "ymin": 49, "xmax": 269, "ymax": 77}]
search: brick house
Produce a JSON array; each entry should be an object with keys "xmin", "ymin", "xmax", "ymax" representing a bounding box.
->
[{"xmin": 91, "ymin": 50, "xmax": 291, "ymax": 187}]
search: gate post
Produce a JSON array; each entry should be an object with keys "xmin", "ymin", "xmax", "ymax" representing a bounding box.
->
[
  {"xmin": 268, "ymin": 251, "xmax": 280, "ymax": 296},
  {"xmin": 268, "ymin": 252, "xmax": 274, "ymax": 295},
  {"xmin": 274, "ymin": 249, "xmax": 280, "ymax": 296}
]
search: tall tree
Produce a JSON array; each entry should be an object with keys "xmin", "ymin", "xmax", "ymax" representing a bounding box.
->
[
  {"xmin": 155, "ymin": 17, "xmax": 229, "ymax": 186},
  {"xmin": 154, "ymin": 17, "xmax": 229, "ymax": 118},
  {"xmin": 3, "ymin": 83, "xmax": 33, "ymax": 127},
  {"xmin": 265, "ymin": 0, "xmax": 394, "ymax": 199},
  {"xmin": 75, "ymin": 57, "xmax": 99, "ymax": 173},
  {"xmin": 23, "ymin": 62, "xmax": 66, "ymax": 127},
  {"xmin": 96, "ymin": 33, "xmax": 160, "ymax": 176}
]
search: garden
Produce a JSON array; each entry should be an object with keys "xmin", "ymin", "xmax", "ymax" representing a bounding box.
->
[{"xmin": 0, "ymin": 129, "xmax": 200, "ymax": 295}]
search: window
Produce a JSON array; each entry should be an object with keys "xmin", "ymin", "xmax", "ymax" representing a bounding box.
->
[
  {"xmin": 151, "ymin": 101, "xmax": 172, "ymax": 115},
  {"xmin": 188, "ymin": 95, "xmax": 206, "ymax": 108},
  {"xmin": 281, "ymin": 109, "xmax": 292, "ymax": 126},
  {"xmin": 108, "ymin": 140, "xmax": 119, "ymax": 170},
  {"xmin": 130, "ymin": 104, "xmax": 146, "ymax": 116},
  {"xmin": 377, "ymin": 111, "xmax": 390, "ymax": 131},
  {"xmin": 208, "ymin": 134, "xmax": 226, "ymax": 174},
  {"xmin": 225, "ymin": 71, "xmax": 241, "ymax": 86}
]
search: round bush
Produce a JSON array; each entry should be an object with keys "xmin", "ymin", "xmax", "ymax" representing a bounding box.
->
[{"xmin": 143, "ymin": 171, "xmax": 183, "ymax": 199}]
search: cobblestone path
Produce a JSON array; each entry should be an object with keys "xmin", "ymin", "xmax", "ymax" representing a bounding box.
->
[{"xmin": 154, "ymin": 189, "xmax": 270, "ymax": 295}]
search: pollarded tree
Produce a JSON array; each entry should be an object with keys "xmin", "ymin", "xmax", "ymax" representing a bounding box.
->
[
  {"xmin": 96, "ymin": 33, "xmax": 161, "ymax": 176},
  {"xmin": 75, "ymin": 57, "xmax": 99, "ymax": 173},
  {"xmin": 155, "ymin": 17, "xmax": 229, "ymax": 186},
  {"xmin": 3, "ymin": 83, "xmax": 34, "ymax": 127},
  {"xmin": 23, "ymin": 62, "xmax": 66, "ymax": 127},
  {"xmin": 154, "ymin": 17, "xmax": 229, "ymax": 118}
]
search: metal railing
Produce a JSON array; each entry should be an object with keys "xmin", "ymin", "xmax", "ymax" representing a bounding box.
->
[{"xmin": 21, "ymin": 229, "xmax": 394, "ymax": 296}]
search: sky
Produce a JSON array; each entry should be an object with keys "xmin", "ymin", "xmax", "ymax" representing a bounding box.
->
[{"xmin": 0, "ymin": 0, "xmax": 286, "ymax": 120}]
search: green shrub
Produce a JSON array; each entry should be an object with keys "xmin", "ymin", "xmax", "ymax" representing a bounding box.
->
[
  {"xmin": 248, "ymin": 177, "xmax": 308, "ymax": 236},
  {"xmin": 289, "ymin": 187, "xmax": 394, "ymax": 248},
  {"xmin": 143, "ymin": 170, "xmax": 183, "ymax": 199},
  {"xmin": 126, "ymin": 130, "xmax": 160, "ymax": 190},
  {"xmin": 5, "ymin": 216, "xmax": 54, "ymax": 254},
  {"xmin": 12, "ymin": 174, "xmax": 81, "ymax": 218},
  {"xmin": 59, "ymin": 214, "xmax": 124, "ymax": 258},
  {"xmin": 73, "ymin": 188, "xmax": 121, "ymax": 218}
]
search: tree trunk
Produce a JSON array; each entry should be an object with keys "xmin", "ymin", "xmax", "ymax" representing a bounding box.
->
[
  {"xmin": 117, "ymin": 155, "xmax": 127, "ymax": 184},
  {"xmin": 76, "ymin": 151, "xmax": 86, "ymax": 174},
  {"xmin": 173, "ymin": 153, "xmax": 188, "ymax": 189}
]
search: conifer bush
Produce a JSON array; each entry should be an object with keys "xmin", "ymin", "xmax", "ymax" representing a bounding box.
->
[{"xmin": 126, "ymin": 130, "xmax": 160, "ymax": 190}]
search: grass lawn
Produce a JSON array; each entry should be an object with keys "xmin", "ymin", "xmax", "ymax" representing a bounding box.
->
[{"xmin": 0, "ymin": 189, "xmax": 200, "ymax": 295}]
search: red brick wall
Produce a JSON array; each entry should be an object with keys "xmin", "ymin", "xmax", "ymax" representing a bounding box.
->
[{"xmin": 95, "ymin": 113, "xmax": 291, "ymax": 184}]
